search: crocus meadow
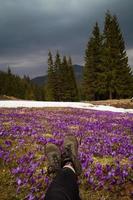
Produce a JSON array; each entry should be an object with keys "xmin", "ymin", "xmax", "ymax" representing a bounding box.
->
[{"xmin": 0, "ymin": 108, "xmax": 133, "ymax": 199}]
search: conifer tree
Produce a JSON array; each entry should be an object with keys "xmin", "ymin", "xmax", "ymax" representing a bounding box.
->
[
  {"xmin": 103, "ymin": 11, "xmax": 133, "ymax": 99},
  {"xmin": 46, "ymin": 51, "xmax": 55, "ymax": 100},
  {"xmin": 7, "ymin": 66, "xmax": 11, "ymax": 75},
  {"xmin": 61, "ymin": 56, "xmax": 70, "ymax": 101},
  {"xmin": 54, "ymin": 51, "xmax": 62, "ymax": 101},
  {"xmin": 82, "ymin": 22, "xmax": 103, "ymax": 100},
  {"xmin": 68, "ymin": 57, "xmax": 79, "ymax": 101}
]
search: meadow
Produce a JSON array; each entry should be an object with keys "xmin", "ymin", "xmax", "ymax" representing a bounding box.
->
[{"xmin": 0, "ymin": 108, "xmax": 132, "ymax": 200}]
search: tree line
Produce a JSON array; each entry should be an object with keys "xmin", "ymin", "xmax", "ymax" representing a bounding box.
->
[{"xmin": 0, "ymin": 68, "xmax": 45, "ymax": 100}]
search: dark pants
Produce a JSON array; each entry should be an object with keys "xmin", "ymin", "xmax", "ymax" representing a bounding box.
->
[{"xmin": 45, "ymin": 168, "xmax": 81, "ymax": 200}]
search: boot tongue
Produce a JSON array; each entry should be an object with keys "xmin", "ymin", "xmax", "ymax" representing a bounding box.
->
[{"xmin": 61, "ymin": 148, "xmax": 73, "ymax": 167}]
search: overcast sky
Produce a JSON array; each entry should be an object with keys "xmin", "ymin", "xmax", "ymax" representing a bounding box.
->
[{"xmin": 0, "ymin": 0, "xmax": 133, "ymax": 78}]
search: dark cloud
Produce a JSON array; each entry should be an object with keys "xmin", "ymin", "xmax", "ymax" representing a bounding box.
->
[{"xmin": 0, "ymin": 0, "xmax": 133, "ymax": 78}]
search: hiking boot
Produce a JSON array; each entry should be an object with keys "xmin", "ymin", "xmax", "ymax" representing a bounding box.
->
[
  {"xmin": 61, "ymin": 135, "xmax": 82, "ymax": 176},
  {"xmin": 45, "ymin": 143, "xmax": 61, "ymax": 175}
]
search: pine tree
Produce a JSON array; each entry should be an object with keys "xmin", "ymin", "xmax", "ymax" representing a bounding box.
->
[
  {"xmin": 7, "ymin": 66, "xmax": 11, "ymax": 75},
  {"xmin": 46, "ymin": 51, "xmax": 55, "ymax": 100},
  {"xmin": 68, "ymin": 57, "xmax": 79, "ymax": 101},
  {"xmin": 61, "ymin": 56, "xmax": 70, "ymax": 101},
  {"xmin": 103, "ymin": 11, "xmax": 133, "ymax": 99},
  {"xmin": 54, "ymin": 51, "xmax": 62, "ymax": 101},
  {"xmin": 82, "ymin": 22, "xmax": 103, "ymax": 100}
]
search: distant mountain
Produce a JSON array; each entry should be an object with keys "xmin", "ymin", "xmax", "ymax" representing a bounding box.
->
[
  {"xmin": 32, "ymin": 75, "xmax": 47, "ymax": 86},
  {"xmin": 31, "ymin": 65, "xmax": 83, "ymax": 86}
]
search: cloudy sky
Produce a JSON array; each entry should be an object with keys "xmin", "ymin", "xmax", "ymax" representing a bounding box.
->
[{"xmin": 0, "ymin": 0, "xmax": 133, "ymax": 78}]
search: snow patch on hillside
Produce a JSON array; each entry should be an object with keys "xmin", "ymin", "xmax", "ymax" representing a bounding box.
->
[{"xmin": 0, "ymin": 100, "xmax": 133, "ymax": 113}]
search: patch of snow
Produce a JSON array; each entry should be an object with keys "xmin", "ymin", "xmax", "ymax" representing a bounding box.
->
[{"xmin": 0, "ymin": 100, "xmax": 133, "ymax": 114}]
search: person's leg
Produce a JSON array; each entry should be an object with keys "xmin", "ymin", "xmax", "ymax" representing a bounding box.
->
[
  {"xmin": 45, "ymin": 135, "xmax": 82, "ymax": 200},
  {"xmin": 45, "ymin": 167, "xmax": 80, "ymax": 200}
]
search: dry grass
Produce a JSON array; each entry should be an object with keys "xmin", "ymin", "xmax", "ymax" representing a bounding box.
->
[
  {"xmin": 90, "ymin": 99, "xmax": 133, "ymax": 109},
  {"xmin": 0, "ymin": 95, "xmax": 18, "ymax": 100}
]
